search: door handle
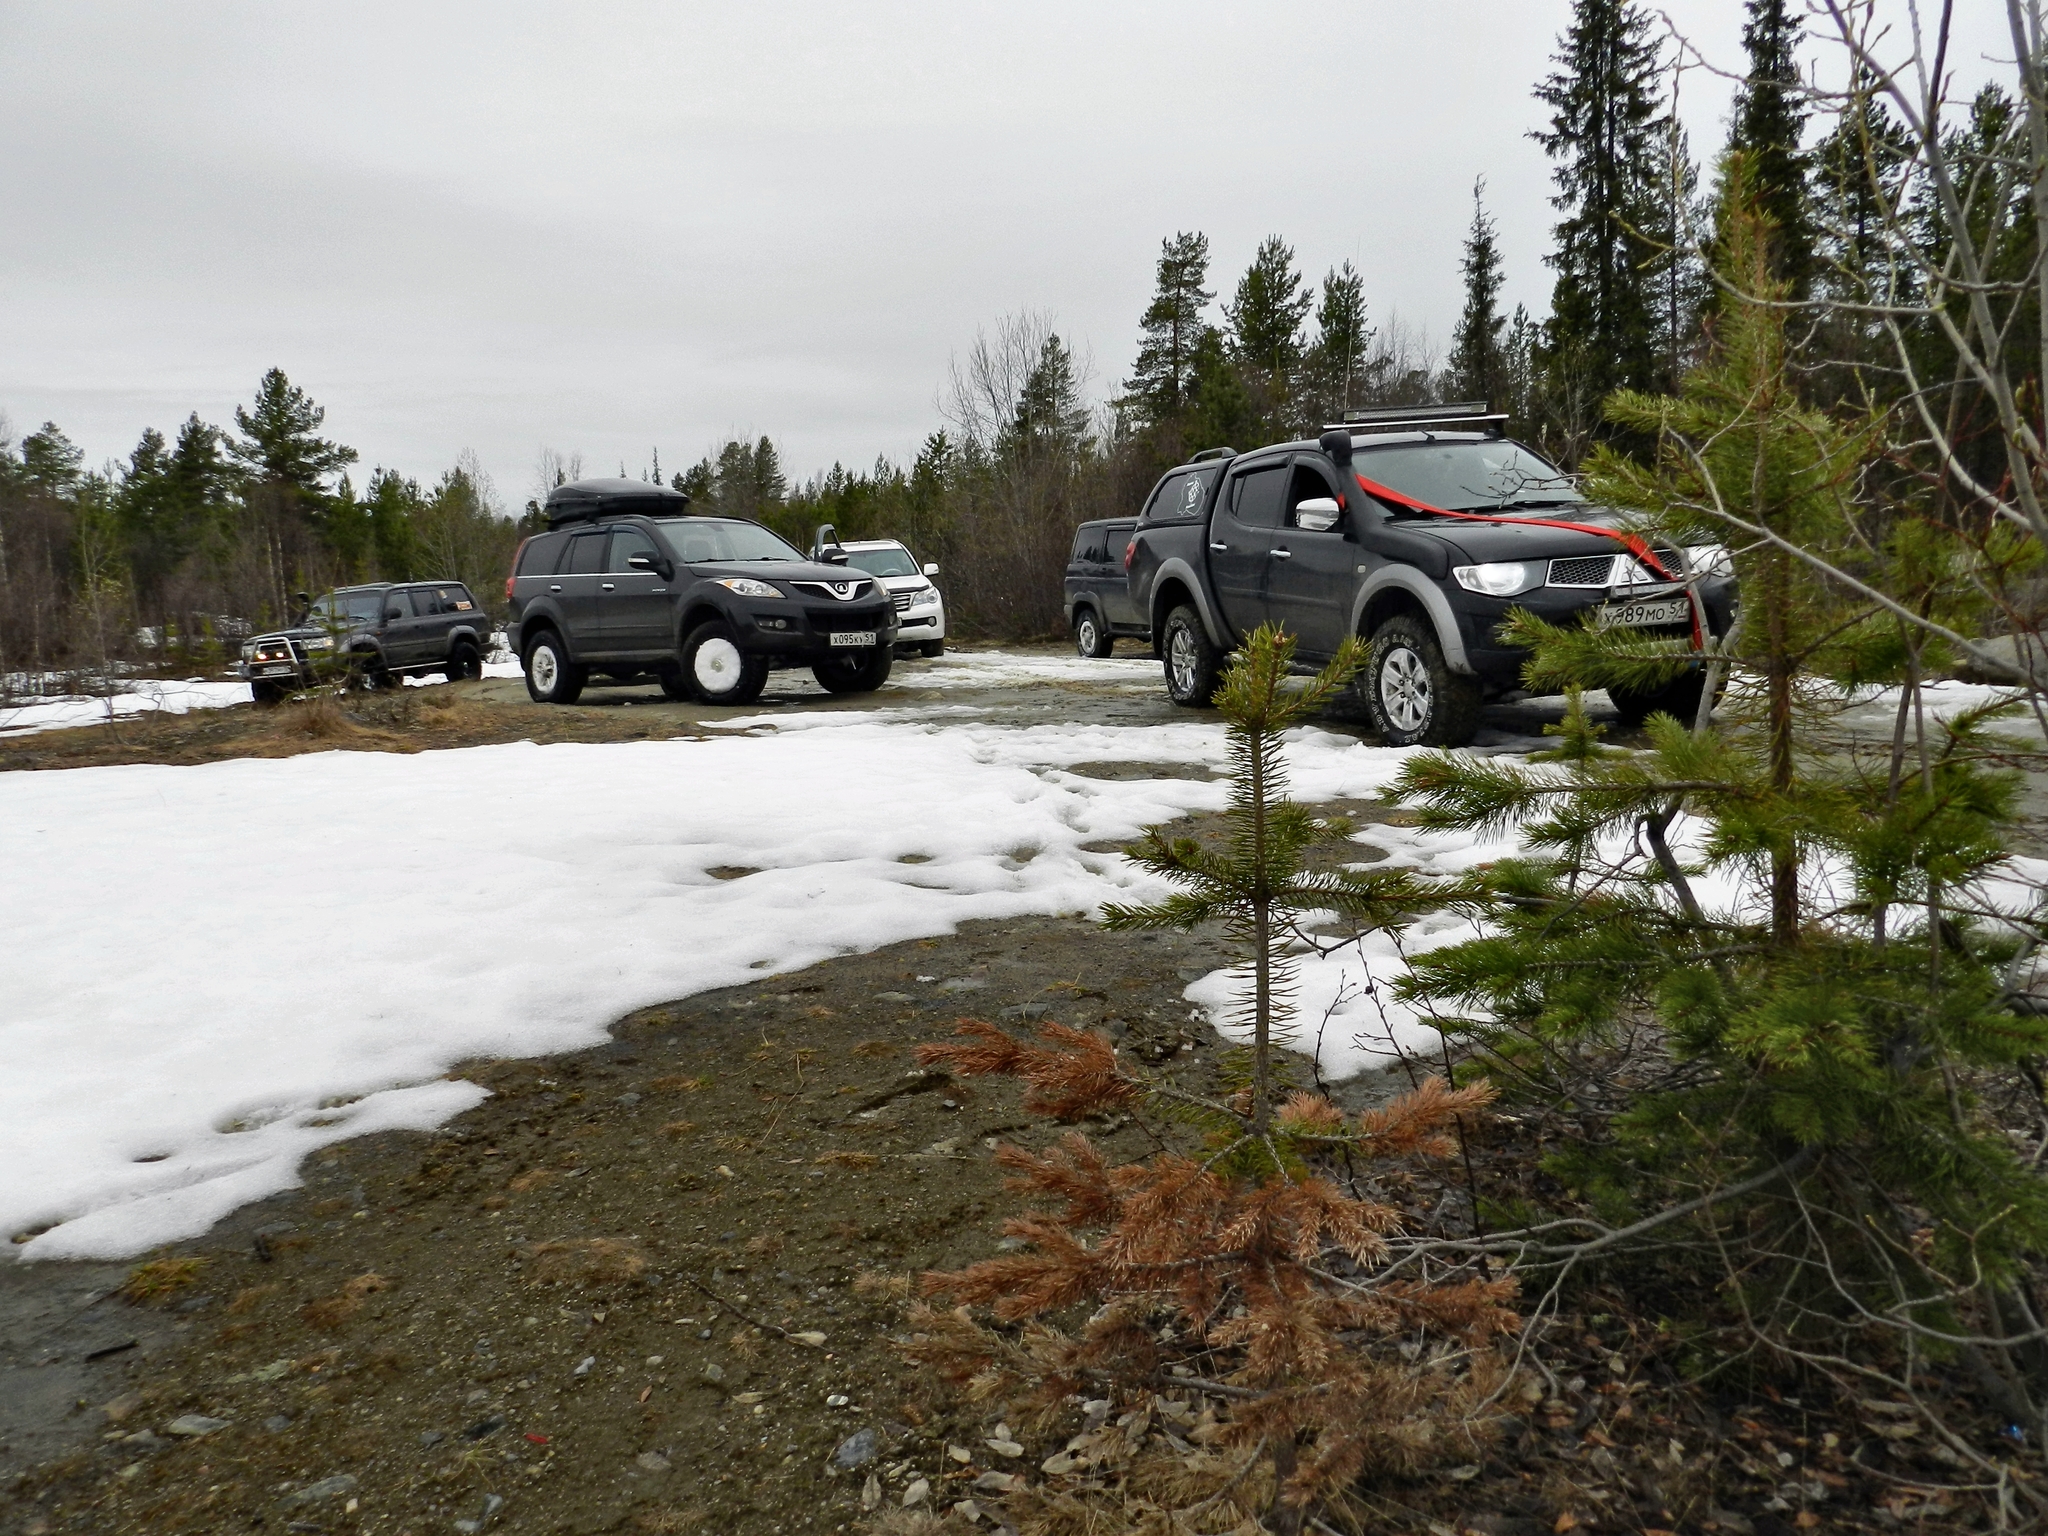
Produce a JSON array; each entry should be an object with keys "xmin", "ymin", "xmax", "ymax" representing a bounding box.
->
[
  {"xmin": 601, "ymin": 583, "xmax": 615, "ymax": 591},
  {"xmin": 1271, "ymin": 549, "xmax": 1292, "ymax": 560},
  {"xmin": 549, "ymin": 584, "xmax": 562, "ymax": 592},
  {"xmin": 1209, "ymin": 542, "xmax": 1230, "ymax": 552}
]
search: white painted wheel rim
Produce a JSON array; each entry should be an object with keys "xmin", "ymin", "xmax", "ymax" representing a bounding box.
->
[
  {"xmin": 531, "ymin": 645, "xmax": 558, "ymax": 693},
  {"xmin": 1077, "ymin": 616, "xmax": 1098, "ymax": 655},
  {"xmin": 693, "ymin": 637, "xmax": 743, "ymax": 693},
  {"xmin": 1378, "ymin": 645, "xmax": 1431, "ymax": 734}
]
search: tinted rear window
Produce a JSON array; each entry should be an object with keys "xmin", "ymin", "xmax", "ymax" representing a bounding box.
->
[
  {"xmin": 518, "ymin": 533, "xmax": 565, "ymax": 576},
  {"xmin": 1142, "ymin": 468, "xmax": 1216, "ymax": 523},
  {"xmin": 564, "ymin": 532, "xmax": 607, "ymax": 575}
]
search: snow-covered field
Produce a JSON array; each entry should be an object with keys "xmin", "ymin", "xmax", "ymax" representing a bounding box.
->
[
  {"xmin": 0, "ymin": 706, "xmax": 1424, "ymax": 1261},
  {"xmin": 7, "ymin": 661, "xmax": 2039, "ymax": 1263}
]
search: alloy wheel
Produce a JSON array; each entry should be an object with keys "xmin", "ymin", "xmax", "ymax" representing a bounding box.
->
[
  {"xmin": 1378, "ymin": 645, "xmax": 1432, "ymax": 734},
  {"xmin": 693, "ymin": 637, "xmax": 744, "ymax": 694}
]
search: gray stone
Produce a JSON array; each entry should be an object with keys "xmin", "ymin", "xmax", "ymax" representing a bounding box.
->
[
  {"xmin": 833, "ymin": 1427, "xmax": 881, "ymax": 1468},
  {"xmin": 282, "ymin": 1473, "xmax": 358, "ymax": 1506},
  {"xmin": 998, "ymin": 1002, "xmax": 1050, "ymax": 1020},
  {"xmin": 419, "ymin": 1429, "xmax": 446, "ymax": 1447},
  {"xmin": 936, "ymin": 977, "xmax": 986, "ymax": 993},
  {"xmin": 634, "ymin": 1450, "xmax": 671, "ymax": 1473},
  {"xmin": 873, "ymin": 992, "xmax": 915, "ymax": 1003},
  {"xmin": 164, "ymin": 1414, "xmax": 229, "ymax": 1437},
  {"xmin": 616, "ymin": 1092, "xmax": 642, "ymax": 1106},
  {"xmin": 264, "ymin": 1414, "xmax": 293, "ymax": 1434}
]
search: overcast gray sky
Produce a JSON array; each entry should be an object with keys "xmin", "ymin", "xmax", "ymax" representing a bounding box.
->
[{"xmin": 0, "ymin": 1, "xmax": 2013, "ymax": 506}]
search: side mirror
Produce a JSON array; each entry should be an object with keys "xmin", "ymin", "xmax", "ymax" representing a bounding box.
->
[
  {"xmin": 811, "ymin": 522, "xmax": 838, "ymax": 560},
  {"xmin": 626, "ymin": 552, "xmax": 672, "ymax": 578},
  {"xmin": 1294, "ymin": 496, "xmax": 1342, "ymax": 533},
  {"xmin": 385, "ymin": 604, "xmax": 406, "ymax": 621},
  {"xmin": 820, "ymin": 545, "xmax": 850, "ymax": 566},
  {"xmin": 922, "ymin": 563, "xmax": 940, "ymax": 578}
]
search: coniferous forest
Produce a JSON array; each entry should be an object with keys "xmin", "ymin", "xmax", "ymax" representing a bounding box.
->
[{"xmin": 0, "ymin": 0, "xmax": 2032, "ymax": 678}]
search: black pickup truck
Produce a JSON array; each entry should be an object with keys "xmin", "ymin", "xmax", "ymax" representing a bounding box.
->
[{"xmin": 1125, "ymin": 404, "xmax": 1737, "ymax": 746}]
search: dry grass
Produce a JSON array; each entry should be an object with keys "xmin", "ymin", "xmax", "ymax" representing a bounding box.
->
[
  {"xmin": 119, "ymin": 1257, "xmax": 206, "ymax": 1304},
  {"xmin": 658, "ymin": 1120, "xmax": 698, "ymax": 1139},
  {"xmin": 853, "ymin": 1039, "xmax": 901, "ymax": 1058},
  {"xmin": 815, "ymin": 1151, "xmax": 881, "ymax": 1170},
  {"xmin": 633, "ymin": 1510, "xmax": 708, "ymax": 1534},
  {"xmin": 523, "ymin": 1237, "xmax": 648, "ymax": 1288},
  {"xmin": 227, "ymin": 1285, "xmax": 279, "ymax": 1315},
  {"xmin": 651, "ymin": 1074, "xmax": 711, "ymax": 1093},
  {"xmin": 299, "ymin": 1272, "xmax": 389, "ymax": 1330},
  {"xmin": 854, "ymin": 1270, "xmax": 913, "ymax": 1300},
  {"xmin": 507, "ymin": 1168, "xmax": 555, "ymax": 1194},
  {"xmin": 268, "ymin": 697, "xmax": 363, "ymax": 740}
]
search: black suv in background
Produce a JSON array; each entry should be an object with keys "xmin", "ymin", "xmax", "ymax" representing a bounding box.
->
[
  {"xmin": 506, "ymin": 478, "xmax": 899, "ymax": 707},
  {"xmin": 1063, "ymin": 519, "xmax": 1148, "ymax": 658},
  {"xmin": 240, "ymin": 581, "xmax": 490, "ymax": 703}
]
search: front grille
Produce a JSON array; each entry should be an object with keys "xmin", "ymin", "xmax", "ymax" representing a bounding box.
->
[
  {"xmin": 1548, "ymin": 555, "xmax": 1615, "ymax": 587},
  {"xmin": 788, "ymin": 579, "xmax": 874, "ymax": 601},
  {"xmin": 891, "ymin": 590, "xmax": 913, "ymax": 613}
]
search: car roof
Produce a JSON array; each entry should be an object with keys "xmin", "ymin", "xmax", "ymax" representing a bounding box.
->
[{"xmin": 840, "ymin": 538, "xmax": 907, "ymax": 549}]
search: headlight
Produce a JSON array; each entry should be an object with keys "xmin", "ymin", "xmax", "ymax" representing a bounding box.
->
[
  {"xmin": 716, "ymin": 578, "xmax": 783, "ymax": 599},
  {"xmin": 305, "ymin": 635, "xmax": 334, "ymax": 651},
  {"xmin": 909, "ymin": 587, "xmax": 939, "ymax": 607},
  {"xmin": 1686, "ymin": 543, "xmax": 1734, "ymax": 579},
  {"xmin": 1451, "ymin": 561, "xmax": 1542, "ymax": 597}
]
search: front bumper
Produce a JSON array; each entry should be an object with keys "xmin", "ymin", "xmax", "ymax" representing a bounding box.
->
[
  {"xmin": 736, "ymin": 602, "xmax": 899, "ymax": 661},
  {"xmin": 1451, "ymin": 578, "xmax": 1738, "ymax": 689}
]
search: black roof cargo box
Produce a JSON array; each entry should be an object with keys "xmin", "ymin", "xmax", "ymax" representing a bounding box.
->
[{"xmin": 543, "ymin": 477, "xmax": 689, "ymax": 527}]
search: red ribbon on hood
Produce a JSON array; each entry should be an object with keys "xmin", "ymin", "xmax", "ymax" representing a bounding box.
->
[{"xmin": 1349, "ymin": 470, "xmax": 1703, "ymax": 650}]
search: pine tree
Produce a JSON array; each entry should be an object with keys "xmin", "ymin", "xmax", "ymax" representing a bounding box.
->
[
  {"xmin": 1395, "ymin": 173, "xmax": 2048, "ymax": 1391},
  {"xmin": 1720, "ymin": 0, "xmax": 1814, "ymax": 295},
  {"xmin": 1122, "ymin": 232, "xmax": 1215, "ymax": 426},
  {"xmin": 1448, "ymin": 180, "xmax": 1508, "ymax": 407},
  {"xmin": 1185, "ymin": 327, "xmax": 1260, "ymax": 454},
  {"xmin": 1224, "ymin": 235, "xmax": 1313, "ymax": 391},
  {"xmin": 19, "ymin": 422, "xmax": 83, "ymax": 497},
  {"xmin": 1009, "ymin": 335, "xmax": 1091, "ymax": 457},
  {"xmin": 1300, "ymin": 261, "xmax": 1372, "ymax": 427},
  {"xmin": 1532, "ymin": 0, "xmax": 1669, "ymax": 451},
  {"xmin": 365, "ymin": 469, "xmax": 421, "ymax": 580},
  {"xmin": 230, "ymin": 369, "xmax": 357, "ymax": 495},
  {"xmin": 912, "ymin": 629, "xmax": 1514, "ymax": 1534}
]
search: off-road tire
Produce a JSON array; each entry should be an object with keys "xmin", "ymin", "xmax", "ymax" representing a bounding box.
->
[
  {"xmin": 919, "ymin": 639, "xmax": 945, "ymax": 658},
  {"xmin": 444, "ymin": 639, "xmax": 483, "ymax": 682},
  {"xmin": 1364, "ymin": 614, "xmax": 1482, "ymax": 747},
  {"xmin": 1608, "ymin": 671, "xmax": 1710, "ymax": 728},
  {"xmin": 523, "ymin": 629, "xmax": 586, "ymax": 705},
  {"xmin": 658, "ymin": 666, "xmax": 693, "ymax": 701},
  {"xmin": 680, "ymin": 620, "xmax": 769, "ymax": 706},
  {"xmin": 250, "ymin": 680, "xmax": 287, "ymax": 706},
  {"xmin": 1161, "ymin": 604, "xmax": 1222, "ymax": 707},
  {"xmin": 345, "ymin": 651, "xmax": 393, "ymax": 693},
  {"xmin": 811, "ymin": 645, "xmax": 894, "ymax": 695},
  {"xmin": 1073, "ymin": 608, "xmax": 1113, "ymax": 659}
]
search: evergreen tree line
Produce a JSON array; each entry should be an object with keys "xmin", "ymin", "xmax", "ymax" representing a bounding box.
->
[
  {"xmin": 0, "ymin": 368, "xmax": 524, "ymax": 680},
  {"xmin": 4, "ymin": 0, "xmax": 2032, "ymax": 674}
]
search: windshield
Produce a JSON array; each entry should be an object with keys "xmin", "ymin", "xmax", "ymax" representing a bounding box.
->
[
  {"xmin": 1355, "ymin": 439, "xmax": 1583, "ymax": 513},
  {"xmin": 308, "ymin": 590, "xmax": 385, "ymax": 625},
  {"xmin": 655, "ymin": 518, "xmax": 805, "ymax": 564},
  {"xmin": 842, "ymin": 545, "xmax": 918, "ymax": 578}
]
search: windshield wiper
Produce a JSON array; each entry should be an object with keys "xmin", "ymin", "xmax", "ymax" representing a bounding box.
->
[{"xmin": 1490, "ymin": 498, "xmax": 1585, "ymax": 511}]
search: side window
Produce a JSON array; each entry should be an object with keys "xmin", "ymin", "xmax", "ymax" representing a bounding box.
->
[
  {"xmin": 1071, "ymin": 528, "xmax": 1094, "ymax": 563},
  {"xmin": 445, "ymin": 585, "xmax": 476, "ymax": 612},
  {"xmin": 1286, "ymin": 464, "xmax": 1340, "ymax": 526},
  {"xmin": 387, "ymin": 590, "xmax": 420, "ymax": 618},
  {"xmin": 519, "ymin": 534, "xmax": 565, "ymax": 576},
  {"xmin": 564, "ymin": 532, "xmax": 606, "ymax": 575},
  {"xmin": 608, "ymin": 526, "xmax": 661, "ymax": 572},
  {"xmin": 1085, "ymin": 529, "xmax": 1108, "ymax": 563},
  {"xmin": 1226, "ymin": 466, "xmax": 1288, "ymax": 529},
  {"xmin": 1143, "ymin": 473, "xmax": 1189, "ymax": 523},
  {"xmin": 413, "ymin": 588, "xmax": 446, "ymax": 616}
]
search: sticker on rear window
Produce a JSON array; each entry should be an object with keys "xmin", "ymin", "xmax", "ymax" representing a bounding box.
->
[{"xmin": 454, "ymin": 600, "xmax": 472, "ymax": 610}]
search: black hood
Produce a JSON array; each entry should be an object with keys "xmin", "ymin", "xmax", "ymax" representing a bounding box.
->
[{"xmin": 1393, "ymin": 504, "xmax": 1650, "ymax": 565}]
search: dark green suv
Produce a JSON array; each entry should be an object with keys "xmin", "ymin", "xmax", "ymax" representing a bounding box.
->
[{"xmin": 240, "ymin": 581, "xmax": 491, "ymax": 703}]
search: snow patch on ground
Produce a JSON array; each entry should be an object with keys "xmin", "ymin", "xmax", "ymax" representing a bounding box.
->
[
  {"xmin": 0, "ymin": 678, "xmax": 251, "ymax": 737},
  {"xmin": 0, "ymin": 716, "xmax": 1416, "ymax": 1261}
]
